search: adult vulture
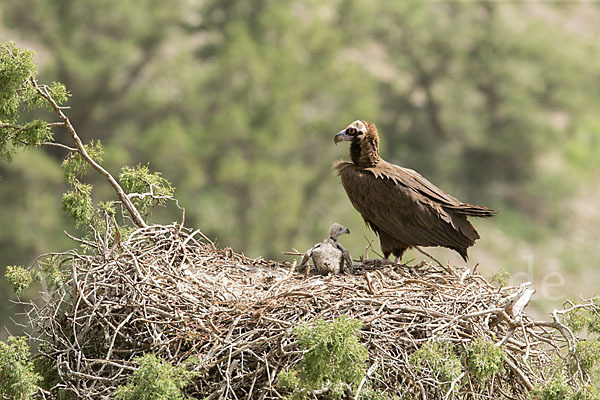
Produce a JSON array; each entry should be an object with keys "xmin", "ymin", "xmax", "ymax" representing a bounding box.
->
[{"xmin": 333, "ymin": 120, "xmax": 497, "ymax": 262}]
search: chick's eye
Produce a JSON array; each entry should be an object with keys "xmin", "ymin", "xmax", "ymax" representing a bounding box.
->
[{"xmin": 347, "ymin": 127, "xmax": 356, "ymax": 135}]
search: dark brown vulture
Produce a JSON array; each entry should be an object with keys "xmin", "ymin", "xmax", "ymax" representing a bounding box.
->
[
  {"xmin": 333, "ymin": 120, "xmax": 497, "ymax": 262},
  {"xmin": 299, "ymin": 223, "xmax": 353, "ymax": 275}
]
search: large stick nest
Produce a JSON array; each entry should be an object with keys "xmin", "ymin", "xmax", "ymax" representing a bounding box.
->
[{"xmin": 24, "ymin": 223, "xmax": 597, "ymax": 399}]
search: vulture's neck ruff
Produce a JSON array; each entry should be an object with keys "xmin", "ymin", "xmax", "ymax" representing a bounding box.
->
[{"xmin": 350, "ymin": 124, "xmax": 381, "ymax": 168}]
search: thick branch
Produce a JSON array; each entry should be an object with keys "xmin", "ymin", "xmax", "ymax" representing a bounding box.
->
[{"xmin": 31, "ymin": 78, "xmax": 148, "ymax": 228}]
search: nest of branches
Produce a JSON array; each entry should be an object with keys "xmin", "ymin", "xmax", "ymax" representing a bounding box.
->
[{"xmin": 22, "ymin": 222, "xmax": 598, "ymax": 399}]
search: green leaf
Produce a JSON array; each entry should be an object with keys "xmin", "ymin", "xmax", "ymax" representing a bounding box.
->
[
  {"xmin": 409, "ymin": 341, "xmax": 462, "ymax": 389},
  {"xmin": 114, "ymin": 354, "xmax": 196, "ymax": 400},
  {"xmin": 119, "ymin": 163, "xmax": 174, "ymax": 216},
  {"xmin": 61, "ymin": 182, "xmax": 94, "ymax": 226},
  {"xmin": 466, "ymin": 338, "xmax": 505, "ymax": 382},
  {"xmin": 0, "ymin": 42, "xmax": 37, "ymax": 123},
  {"xmin": 5, "ymin": 265, "xmax": 33, "ymax": 295},
  {"xmin": 280, "ymin": 316, "xmax": 368, "ymax": 399},
  {"xmin": 0, "ymin": 336, "xmax": 41, "ymax": 400}
]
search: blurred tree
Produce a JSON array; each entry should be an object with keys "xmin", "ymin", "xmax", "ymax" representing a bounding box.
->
[
  {"xmin": 0, "ymin": 0, "xmax": 191, "ymax": 337},
  {"xmin": 362, "ymin": 2, "xmax": 599, "ymax": 209},
  {"xmin": 173, "ymin": 0, "xmax": 378, "ymax": 255},
  {"xmin": 2, "ymin": 1, "xmax": 600, "ymax": 341},
  {"xmin": 2, "ymin": 0, "xmax": 380, "ymax": 261},
  {"xmin": 2, "ymin": 0, "xmax": 187, "ymax": 141}
]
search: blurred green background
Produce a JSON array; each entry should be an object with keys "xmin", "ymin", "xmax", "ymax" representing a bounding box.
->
[{"xmin": 2, "ymin": 1, "xmax": 600, "ymax": 339}]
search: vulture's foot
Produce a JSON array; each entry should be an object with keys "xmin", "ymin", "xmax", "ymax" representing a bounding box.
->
[
  {"xmin": 345, "ymin": 264, "xmax": 357, "ymax": 275},
  {"xmin": 304, "ymin": 265, "xmax": 310, "ymax": 278}
]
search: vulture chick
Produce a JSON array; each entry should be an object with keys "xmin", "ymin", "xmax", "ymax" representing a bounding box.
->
[
  {"xmin": 333, "ymin": 120, "xmax": 497, "ymax": 262},
  {"xmin": 299, "ymin": 223, "xmax": 353, "ymax": 275}
]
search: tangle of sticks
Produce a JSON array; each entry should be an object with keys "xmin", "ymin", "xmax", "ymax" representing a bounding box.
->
[{"xmin": 21, "ymin": 222, "xmax": 599, "ymax": 399}]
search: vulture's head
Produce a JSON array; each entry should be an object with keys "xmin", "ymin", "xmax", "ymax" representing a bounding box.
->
[
  {"xmin": 329, "ymin": 223, "xmax": 350, "ymax": 241},
  {"xmin": 334, "ymin": 120, "xmax": 381, "ymax": 167}
]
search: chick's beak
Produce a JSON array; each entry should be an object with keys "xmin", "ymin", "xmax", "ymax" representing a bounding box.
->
[{"xmin": 334, "ymin": 130, "xmax": 353, "ymax": 145}]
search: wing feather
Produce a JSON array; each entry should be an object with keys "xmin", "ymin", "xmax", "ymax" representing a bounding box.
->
[
  {"xmin": 369, "ymin": 161, "xmax": 461, "ymax": 206},
  {"xmin": 368, "ymin": 161, "xmax": 497, "ymax": 218},
  {"xmin": 334, "ymin": 161, "xmax": 476, "ymax": 250},
  {"xmin": 335, "ymin": 242, "xmax": 353, "ymax": 273},
  {"xmin": 299, "ymin": 244, "xmax": 320, "ymax": 268}
]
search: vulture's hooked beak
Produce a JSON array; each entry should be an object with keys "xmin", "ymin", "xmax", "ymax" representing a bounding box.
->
[
  {"xmin": 334, "ymin": 130, "xmax": 353, "ymax": 145},
  {"xmin": 343, "ymin": 227, "xmax": 350, "ymax": 235}
]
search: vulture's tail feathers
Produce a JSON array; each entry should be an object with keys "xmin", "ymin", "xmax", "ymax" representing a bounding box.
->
[
  {"xmin": 453, "ymin": 247, "xmax": 469, "ymax": 262},
  {"xmin": 447, "ymin": 204, "xmax": 498, "ymax": 218}
]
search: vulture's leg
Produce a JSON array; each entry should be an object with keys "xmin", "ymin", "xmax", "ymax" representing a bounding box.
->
[
  {"xmin": 378, "ymin": 229, "xmax": 407, "ymax": 263},
  {"xmin": 378, "ymin": 230, "xmax": 398, "ymax": 261},
  {"xmin": 392, "ymin": 247, "xmax": 406, "ymax": 264}
]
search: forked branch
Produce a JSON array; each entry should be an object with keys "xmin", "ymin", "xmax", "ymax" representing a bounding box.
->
[{"xmin": 31, "ymin": 78, "xmax": 148, "ymax": 228}]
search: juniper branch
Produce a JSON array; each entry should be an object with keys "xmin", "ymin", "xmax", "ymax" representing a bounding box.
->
[{"xmin": 30, "ymin": 78, "xmax": 148, "ymax": 228}]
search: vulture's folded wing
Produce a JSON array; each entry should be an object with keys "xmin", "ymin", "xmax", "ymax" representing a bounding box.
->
[
  {"xmin": 338, "ymin": 163, "xmax": 477, "ymax": 249},
  {"xmin": 368, "ymin": 161, "xmax": 460, "ymax": 206},
  {"xmin": 299, "ymin": 244, "xmax": 319, "ymax": 268},
  {"xmin": 335, "ymin": 243, "xmax": 353, "ymax": 273},
  {"xmin": 369, "ymin": 161, "xmax": 497, "ymax": 217}
]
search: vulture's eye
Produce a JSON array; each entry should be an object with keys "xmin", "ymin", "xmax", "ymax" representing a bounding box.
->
[{"xmin": 347, "ymin": 127, "xmax": 356, "ymax": 135}]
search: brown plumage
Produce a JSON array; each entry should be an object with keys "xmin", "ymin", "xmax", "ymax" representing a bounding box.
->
[
  {"xmin": 299, "ymin": 223, "xmax": 353, "ymax": 275},
  {"xmin": 333, "ymin": 120, "xmax": 497, "ymax": 262}
]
